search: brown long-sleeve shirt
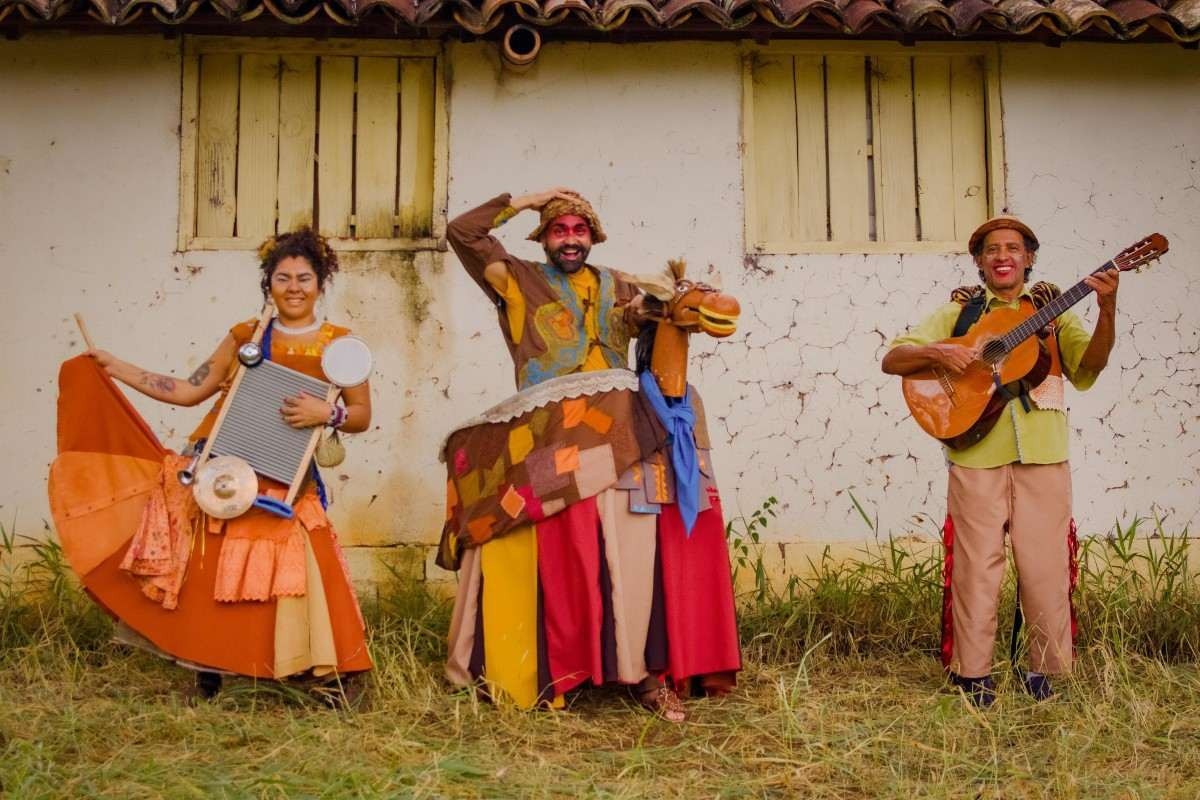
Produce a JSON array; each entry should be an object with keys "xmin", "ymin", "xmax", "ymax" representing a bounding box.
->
[{"xmin": 446, "ymin": 193, "xmax": 640, "ymax": 390}]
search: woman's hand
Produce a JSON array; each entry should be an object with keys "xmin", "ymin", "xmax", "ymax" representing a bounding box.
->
[
  {"xmin": 86, "ymin": 349, "xmax": 117, "ymax": 372},
  {"xmin": 281, "ymin": 393, "xmax": 332, "ymax": 429}
]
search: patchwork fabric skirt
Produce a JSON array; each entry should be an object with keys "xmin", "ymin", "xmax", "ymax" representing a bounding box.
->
[
  {"xmin": 49, "ymin": 355, "xmax": 371, "ymax": 679},
  {"xmin": 445, "ymin": 487, "xmax": 741, "ymax": 707}
]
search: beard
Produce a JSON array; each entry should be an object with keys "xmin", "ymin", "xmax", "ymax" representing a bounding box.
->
[{"xmin": 546, "ymin": 242, "xmax": 591, "ymax": 273}]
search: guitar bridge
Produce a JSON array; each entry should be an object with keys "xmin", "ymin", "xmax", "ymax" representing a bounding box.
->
[{"xmin": 934, "ymin": 368, "xmax": 958, "ymax": 404}]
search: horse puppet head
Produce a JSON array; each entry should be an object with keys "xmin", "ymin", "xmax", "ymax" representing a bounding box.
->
[{"xmin": 633, "ymin": 259, "xmax": 740, "ymax": 398}]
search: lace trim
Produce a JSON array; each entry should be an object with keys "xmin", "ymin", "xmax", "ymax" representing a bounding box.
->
[
  {"xmin": 1029, "ymin": 373, "xmax": 1065, "ymax": 412},
  {"xmin": 441, "ymin": 369, "xmax": 639, "ymax": 459}
]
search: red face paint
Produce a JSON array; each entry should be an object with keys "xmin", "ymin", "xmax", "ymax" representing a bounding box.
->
[
  {"xmin": 543, "ymin": 214, "xmax": 592, "ymax": 273},
  {"xmin": 545, "ymin": 215, "xmax": 593, "ymax": 247}
]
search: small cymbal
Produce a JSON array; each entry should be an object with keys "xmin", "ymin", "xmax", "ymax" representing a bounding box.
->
[{"xmin": 193, "ymin": 455, "xmax": 257, "ymax": 520}]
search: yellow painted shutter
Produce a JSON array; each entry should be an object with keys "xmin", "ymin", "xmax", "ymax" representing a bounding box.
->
[
  {"xmin": 185, "ymin": 43, "xmax": 444, "ymax": 249},
  {"xmin": 744, "ymin": 49, "xmax": 996, "ymax": 250},
  {"xmin": 316, "ymin": 56, "xmax": 355, "ymax": 239},
  {"xmin": 398, "ymin": 58, "xmax": 437, "ymax": 239},
  {"xmin": 195, "ymin": 53, "xmax": 239, "ymax": 238}
]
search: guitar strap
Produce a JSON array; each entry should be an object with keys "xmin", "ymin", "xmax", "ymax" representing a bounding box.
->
[{"xmin": 951, "ymin": 290, "xmax": 987, "ymax": 338}]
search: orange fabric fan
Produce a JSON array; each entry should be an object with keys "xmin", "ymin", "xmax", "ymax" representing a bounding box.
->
[{"xmin": 47, "ymin": 356, "xmax": 371, "ymax": 678}]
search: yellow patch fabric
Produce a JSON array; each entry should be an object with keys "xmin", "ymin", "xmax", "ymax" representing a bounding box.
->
[
  {"xmin": 508, "ymin": 425, "xmax": 535, "ymax": 464},
  {"xmin": 481, "ymin": 455, "xmax": 507, "ymax": 497},
  {"xmin": 530, "ymin": 407, "xmax": 551, "ymax": 437},
  {"xmin": 458, "ymin": 470, "xmax": 482, "ymax": 507}
]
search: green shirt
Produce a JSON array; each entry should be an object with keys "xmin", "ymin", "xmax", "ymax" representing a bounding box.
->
[{"xmin": 890, "ymin": 287, "xmax": 1099, "ymax": 468}]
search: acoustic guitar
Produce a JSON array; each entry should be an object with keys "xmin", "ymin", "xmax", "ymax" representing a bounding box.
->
[{"xmin": 902, "ymin": 233, "xmax": 1169, "ymax": 446}]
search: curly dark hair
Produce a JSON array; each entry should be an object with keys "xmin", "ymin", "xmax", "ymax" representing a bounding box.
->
[{"xmin": 257, "ymin": 227, "xmax": 339, "ymax": 298}]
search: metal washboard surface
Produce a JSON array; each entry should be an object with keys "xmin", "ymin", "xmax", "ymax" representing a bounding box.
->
[{"xmin": 208, "ymin": 360, "xmax": 330, "ymax": 485}]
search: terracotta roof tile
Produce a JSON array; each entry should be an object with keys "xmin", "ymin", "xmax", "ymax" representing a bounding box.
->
[{"xmin": 2, "ymin": 0, "xmax": 1196, "ymax": 40}]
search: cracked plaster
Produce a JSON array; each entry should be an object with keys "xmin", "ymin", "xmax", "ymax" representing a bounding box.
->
[{"xmin": 0, "ymin": 38, "xmax": 1197, "ymax": 585}]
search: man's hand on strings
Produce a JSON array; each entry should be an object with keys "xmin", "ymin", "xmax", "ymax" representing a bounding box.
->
[{"xmin": 928, "ymin": 343, "xmax": 979, "ymax": 374}]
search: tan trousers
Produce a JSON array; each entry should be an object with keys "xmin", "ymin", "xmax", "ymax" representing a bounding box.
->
[{"xmin": 946, "ymin": 462, "xmax": 1075, "ymax": 678}]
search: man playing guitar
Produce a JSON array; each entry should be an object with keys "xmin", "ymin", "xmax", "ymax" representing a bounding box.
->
[{"xmin": 882, "ymin": 216, "xmax": 1119, "ymax": 706}]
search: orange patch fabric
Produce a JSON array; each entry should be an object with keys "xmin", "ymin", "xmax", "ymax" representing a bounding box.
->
[
  {"xmin": 555, "ymin": 446, "xmax": 581, "ymax": 475},
  {"xmin": 500, "ymin": 485, "xmax": 527, "ymax": 519},
  {"xmin": 467, "ymin": 514, "xmax": 497, "ymax": 544},
  {"xmin": 445, "ymin": 479, "xmax": 458, "ymax": 522},
  {"xmin": 582, "ymin": 407, "xmax": 613, "ymax": 435},
  {"xmin": 548, "ymin": 308, "xmax": 576, "ymax": 342},
  {"xmin": 562, "ymin": 398, "xmax": 588, "ymax": 429}
]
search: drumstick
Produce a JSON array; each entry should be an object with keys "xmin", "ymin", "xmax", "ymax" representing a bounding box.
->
[{"xmin": 73, "ymin": 313, "xmax": 96, "ymax": 351}]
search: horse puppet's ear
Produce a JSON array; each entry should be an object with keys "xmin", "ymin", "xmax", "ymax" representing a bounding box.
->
[{"xmin": 630, "ymin": 263, "xmax": 678, "ymax": 301}]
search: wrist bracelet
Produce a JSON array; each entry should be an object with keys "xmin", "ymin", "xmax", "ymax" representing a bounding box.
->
[{"xmin": 327, "ymin": 404, "xmax": 348, "ymax": 429}]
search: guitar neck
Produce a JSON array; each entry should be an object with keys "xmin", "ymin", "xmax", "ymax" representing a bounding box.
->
[{"xmin": 998, "ymin": 262, "xmax": 1114, "ymax": 351}]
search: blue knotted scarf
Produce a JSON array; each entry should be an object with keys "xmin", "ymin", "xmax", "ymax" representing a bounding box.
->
[{"xmin": 639, "ymin": 370, "xmax": 700, "ymax": 535}]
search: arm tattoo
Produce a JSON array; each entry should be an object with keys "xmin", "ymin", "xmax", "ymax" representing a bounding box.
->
[
  {"xmin": 188, "ymin": 360, "xmax": 212, "ymax": 387},
  {"xmin": 139, "ymin": 371, "xmax": 177, "ymax": 394}
]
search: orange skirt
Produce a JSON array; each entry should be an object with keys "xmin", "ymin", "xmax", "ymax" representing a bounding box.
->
[
  {"xmin": 50, "ymin": 355, "xmax": 371, "ymax": 679},
  {"xmin": 90, "ymin": 515, "xmax": 371, "ymax": 678}
]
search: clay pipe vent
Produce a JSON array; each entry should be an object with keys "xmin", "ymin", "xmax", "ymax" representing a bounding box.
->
[{"xmin": 502, "ymin": 24, "xmax": 541, "ymax": 69}]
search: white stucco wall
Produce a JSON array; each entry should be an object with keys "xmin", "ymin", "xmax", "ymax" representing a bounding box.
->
[{"xmin": 0, "ymin": 35, "xmax": 1196, "ymax": 584}]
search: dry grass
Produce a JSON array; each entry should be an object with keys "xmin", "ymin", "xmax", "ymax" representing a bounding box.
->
[{"xmin": 2, "ymin": 514, "xmax": 1199, "ymax": 799}]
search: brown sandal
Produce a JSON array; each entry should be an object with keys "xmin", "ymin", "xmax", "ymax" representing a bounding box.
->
[{"xmin": 639, "ymin": 685, "xmax": 687, "ymax": 723}]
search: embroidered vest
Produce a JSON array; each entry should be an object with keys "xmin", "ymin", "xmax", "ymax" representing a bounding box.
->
[{"xmin": 518, "ymin": 263, "xmax": 631, "ymax": 389}]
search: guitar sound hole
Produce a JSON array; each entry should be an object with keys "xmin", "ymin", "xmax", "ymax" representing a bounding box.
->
[{"xmin": 981, "ymin": 340, "xmax": 1007, "ymax": 365}]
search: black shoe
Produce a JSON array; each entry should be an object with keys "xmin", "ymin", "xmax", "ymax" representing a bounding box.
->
[
  {"xmin": 950, "ymin": 673, "xmax": 996, "ymax": 708},
  {"xmin": 1023, "ymin": 672, "xmax": 1054, "ymax": 701},
  {"xmin": 195, "ymin": 670, "xmax": 223, "ymax": 700}
]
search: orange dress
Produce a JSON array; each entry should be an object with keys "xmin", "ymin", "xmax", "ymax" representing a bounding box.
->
[{"xmin": 48, "ymin": 319, "xmax": 371, "ymax": 679}]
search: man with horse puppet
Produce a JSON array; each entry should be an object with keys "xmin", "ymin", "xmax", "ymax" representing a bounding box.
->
[
  {"xmin": 437, "ymin": 187, "xmax": 742, "ymax": 720},
  {"xmin": 883, "ymin": 215, "xmax": 1121, "ymax": 706}
]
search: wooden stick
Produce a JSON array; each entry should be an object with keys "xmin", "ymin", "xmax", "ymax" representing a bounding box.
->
[
  {"xmin": 285, "ymin": 385, "xmax": 341, "ymax": 507},
  {"xmin": 73, "ymin": 313, "xmax": 96, "ymax": 351}
]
